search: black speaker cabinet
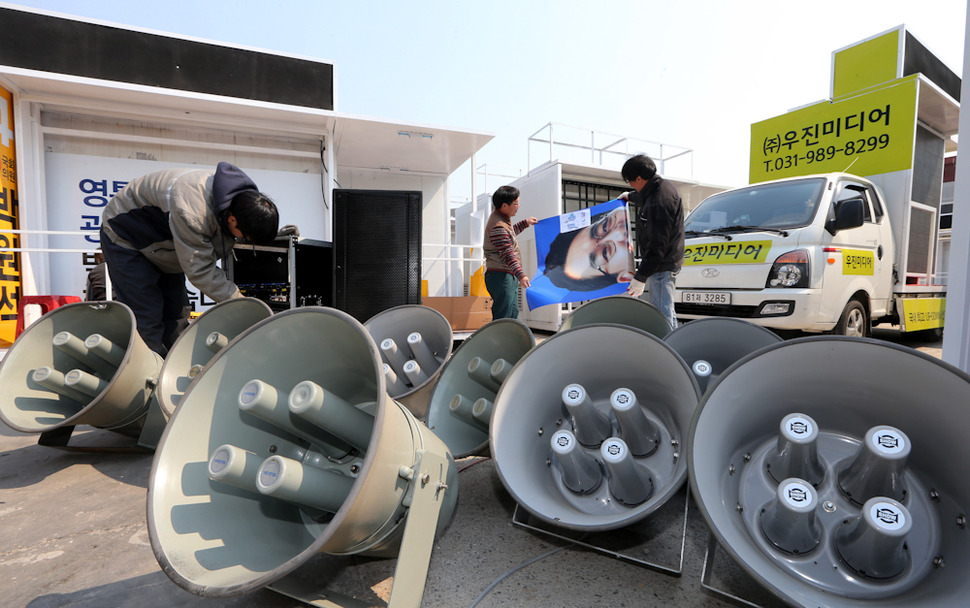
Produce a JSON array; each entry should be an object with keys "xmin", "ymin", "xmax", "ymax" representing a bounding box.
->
[{"xmin": 334, "ymin": 189, "xmax": 422, "ymax": 322}]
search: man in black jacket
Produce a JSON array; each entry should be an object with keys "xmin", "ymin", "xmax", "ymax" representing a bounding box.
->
[
  {"xmin": 620, "ymin": 154, "xmax": 684, "ymax": 329},
  {"xmin": 85, "ymin": 250, "xmax": 111, "ymax": 301}
]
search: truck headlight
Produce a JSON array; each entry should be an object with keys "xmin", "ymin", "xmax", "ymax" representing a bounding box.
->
[{"xmin": 766, "ymin": 250, "xmax": 809, "ymax": 288}]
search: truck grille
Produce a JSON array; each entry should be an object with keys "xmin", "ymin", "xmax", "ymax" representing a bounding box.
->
[{"xmin": 675, "ymin": 303, "xmax": 760, "ymax": 317}]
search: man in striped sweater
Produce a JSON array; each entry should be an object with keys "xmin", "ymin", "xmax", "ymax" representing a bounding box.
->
[{"xmin": 483, "ymin": 185, "xmax": 538, "ymax": 320}]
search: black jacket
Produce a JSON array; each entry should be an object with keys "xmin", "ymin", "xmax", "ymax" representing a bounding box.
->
[{"xmin": 632, "ymin": 175, "xmax": 684, "ymax": 282}]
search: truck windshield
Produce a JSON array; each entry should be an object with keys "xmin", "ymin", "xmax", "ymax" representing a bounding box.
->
[{"xmin": 685, "ymin": 178, "xmax": 826, "ymax": 234}]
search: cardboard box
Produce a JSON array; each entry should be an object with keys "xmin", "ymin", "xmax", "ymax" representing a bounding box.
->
[{"xmin": 423, "ymin": 296, "xmax": 493, "ymax": 331}]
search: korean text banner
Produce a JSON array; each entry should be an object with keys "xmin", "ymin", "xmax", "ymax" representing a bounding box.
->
[
  {"xmin": 750, "ymin": 76, "xmax": 917, "ymax": 184},
  {"xmin": 526, "ymin": 199, "xmax": 634, "ymax": 310},
  {"xmin": 42, "ymin": 153, "xmax": 328, "ymax": 312},
  {"xmin": 0, "ymin": 84, "xmax": 19, "ymax": 346}
]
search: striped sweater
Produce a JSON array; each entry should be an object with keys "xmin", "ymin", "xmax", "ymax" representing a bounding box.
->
[{"xmin": 483, "ymin": 210, "xmax": 529, "ymax": 280}]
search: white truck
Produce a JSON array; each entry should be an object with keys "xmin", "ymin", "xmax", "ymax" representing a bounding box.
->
[{"xmin": 674, "ymin": 172, "xmax": 946, "ymax": 337}]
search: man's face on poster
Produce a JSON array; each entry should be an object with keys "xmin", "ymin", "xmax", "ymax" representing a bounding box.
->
[{"xmin": 562, "ymin": 207, "xmax": 634, "ymax": 280}]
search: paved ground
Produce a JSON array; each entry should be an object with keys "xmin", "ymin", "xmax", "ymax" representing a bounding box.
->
[
  {"xmin": 870, "ymin": 325, "xmax": 944, "ymax": 358},
  {"xmin": 0, "ymin": 326, "xmax": 945, "ymax": 608}
]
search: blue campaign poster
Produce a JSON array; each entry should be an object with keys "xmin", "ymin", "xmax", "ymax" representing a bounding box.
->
[{"xmin": 526, "ymin": 199, "xmax": 635, "ymax": 310}]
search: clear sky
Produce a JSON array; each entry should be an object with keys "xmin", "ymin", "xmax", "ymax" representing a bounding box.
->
[{"xmin": 4, "ymin": 0, "xmax": 968, "ymax": 196}]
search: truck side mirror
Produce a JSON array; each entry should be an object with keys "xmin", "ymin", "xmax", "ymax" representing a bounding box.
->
[{"xmin": 826, "ymin": 197, "xmax": 865, "ymax": 235}]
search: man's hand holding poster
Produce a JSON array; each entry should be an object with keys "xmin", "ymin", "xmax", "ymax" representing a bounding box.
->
[{"xmin": 526, "ymin": 199, "xmax": 635, "ymax": 310}]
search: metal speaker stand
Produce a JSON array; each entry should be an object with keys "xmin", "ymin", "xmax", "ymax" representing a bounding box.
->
[{"xmin": 511, "ymin": 484, "xmax": 690, "ymax": 576}]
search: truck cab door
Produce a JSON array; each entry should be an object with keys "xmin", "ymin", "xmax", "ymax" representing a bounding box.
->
[{"xmin": 826, "ymin": 180, "xmax": 894, "ymax": 319}]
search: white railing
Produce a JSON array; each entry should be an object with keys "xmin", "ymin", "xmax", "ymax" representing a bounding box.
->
[
  {"xmin": 0, "ymin": 228, "xmax": 101, "ymax": 253},
  {"xmin": 2, "ymin": 229, "xmax": 481, "ymax": 301},
  {"xmin": 422, "ymin": 242, "xmax": 483, "ymax": 297},
  {"xmin": 475, "ymin": 163, "xmax": 524, "ymax": 201},
  {"xmin": 0, "ymin": 228, "xmax": 109, "ymax": 301},
  {"xmin": 526, "ymin": 122, "xmax": 694, "ymax": 178},
  {"xmin": 0, "ymin": 228, "xmax": 109, "ymax": 336},
  {"xmin": 422, "ymin": 243, "xmax": 480, "ymax": 263}
]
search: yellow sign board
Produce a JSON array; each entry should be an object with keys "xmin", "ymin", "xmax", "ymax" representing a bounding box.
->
[
  {"xmin": 750, "ymin": 76, "xmax": 917, "ymax": 183},
  {"xmin": 1, "ymin": 84, "xmax": 20, "ymax": 346},
  {"xmin": 832, "ymin": 29, "xmax": 901, "ymax": 99},
  {"xmin": 684, "ymin": 240, "xmax": 772, "ymax": 265},
  {"xmin": 899, "ymin": 297, "xmax": 945, "ymax": 332},
  {"xmin": 842, "ymin": 249, "xmax": 874, "ymax": 275}
]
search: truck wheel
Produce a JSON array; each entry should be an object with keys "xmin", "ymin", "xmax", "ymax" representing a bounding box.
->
[{"xmin": 832, "ymin": 299, "xmax": 869, "ymax": 337}]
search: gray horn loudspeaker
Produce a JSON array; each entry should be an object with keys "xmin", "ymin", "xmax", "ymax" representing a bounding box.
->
[
  {"xmin": 663, "ymin": 317, "xmax": 782, "ymax": 394},
  {"xmin": 155, "ymin": 297, "xmax": 272, "ymax": 418},
  {"xmin": 425, "ymin": 318, "xmax": 535, "ymax": 457},
  {"xmin": 364, "ymin": 304, "xmax": 453, "ymax": 419},
  {"xmin": 0, "ymin": 301, "xmax": 164, "ymax": 449},
  {"xmin": 559, "ymin": 294, "xmax": 672, "ymax": 338},
  {"xmin": 490, "ymin": 324, "xmax": 700, "ymax": 531},
  {"xmin": 147, "ymin": 307, "xmax": 458, "ymax": 607},
  {"xmin": 689, "ymin": 336, "xmax": 970, "ymax": 607}
]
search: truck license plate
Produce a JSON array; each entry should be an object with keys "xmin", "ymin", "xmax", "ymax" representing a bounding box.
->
[{"xmin": 682, "ymin": 291, "xmax": 731, "ymax": 305}]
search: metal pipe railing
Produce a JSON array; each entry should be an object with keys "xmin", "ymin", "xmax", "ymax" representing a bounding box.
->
[{"xmin": 526, "ymin": 122, "xmax": 694, "ymax": 178}]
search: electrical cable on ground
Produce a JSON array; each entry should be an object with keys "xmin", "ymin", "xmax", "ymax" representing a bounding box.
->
[
  {"xmin": 459, "ymin": 455, "xmax": 580, "ymax": 608},
  {"xmin": 458, "ymin": 456, "xmax": 490, "ymax": 473},
  {"xmin": 467, "ymin": 544, "xmax": 573, "ymax": 608}
]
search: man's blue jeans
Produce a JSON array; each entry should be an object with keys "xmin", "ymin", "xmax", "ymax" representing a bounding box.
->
[
  {"xmin": 99, "ymin": 230, "xmax": 191, "ymax": 356},
  {"xmin": 646, "ymin": 270, "xmax": 678, "ymax": 330}
]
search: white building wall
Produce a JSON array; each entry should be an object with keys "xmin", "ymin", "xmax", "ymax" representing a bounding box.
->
[{"xmin": 12, "ymin": 98, "xmax": 330, "ymax": 302}]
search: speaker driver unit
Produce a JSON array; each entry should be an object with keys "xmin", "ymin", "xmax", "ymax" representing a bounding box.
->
[{"xmin": 689, "ymin": 336, "xmax": 970, "ymax": 607}]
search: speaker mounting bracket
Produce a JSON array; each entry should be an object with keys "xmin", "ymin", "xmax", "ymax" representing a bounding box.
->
[
  {"xmin": 511, "ymin": 484, "xmax": 691, "ymax": 577},
  {"xmin": 34, "ymin": 425, "xmax": 152, "ymax": 454},
  {"xmin": 135, "ymin": 396, "xmax": 168, "ymax": 450},
  {"xmin": 700, "ymin": 533, "xmax": 787, "ymax": 608},
  {"xmin": 267, "ymin": 576, "xmax": 370, "ymax": 608},
  {"xmin": 267, "ymin": 450, "xmax": 451, "ymax": 608},
  {"xmin": 386, "ymin": 449, "xmax": 450, "ymax": 607},
  {"xmin": 37, "ymin": 425, "xmax": 76, "ymax": 448}
]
